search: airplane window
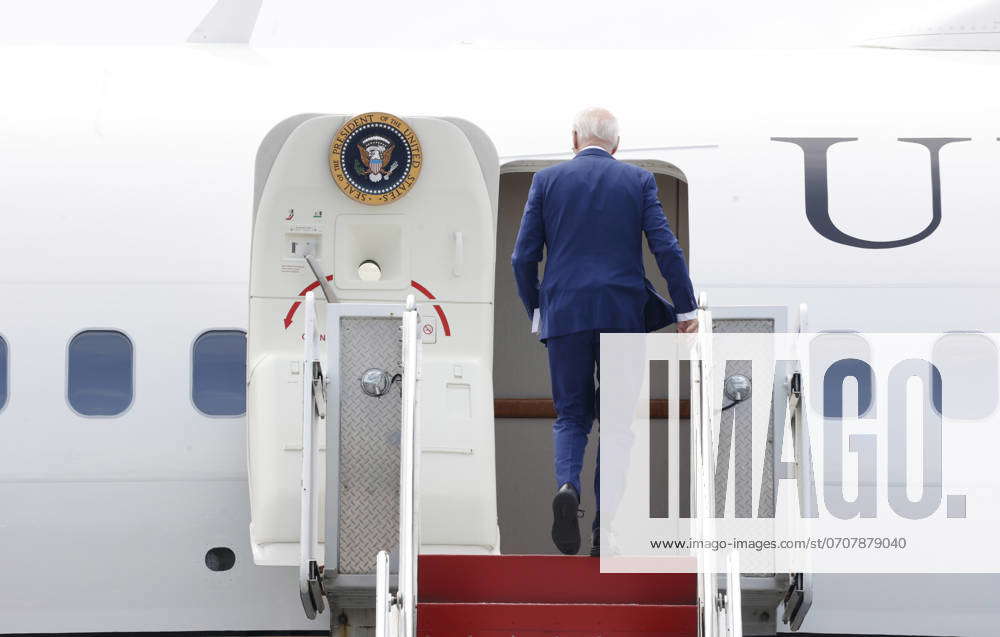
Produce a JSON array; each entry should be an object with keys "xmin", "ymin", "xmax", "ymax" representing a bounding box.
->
[
  {"xmin": 204, "ymin": 546, "xmax": 236, "ymax": 572},
  {"xmin": 932, "ymin": 333, "xmax": 998, "ymax": 420},
  {"xmin": 192, "ymin": 330, "xmax": 247, "ymax": 416},
  {"xmin": 68, "ymin": 330, "xmax": 133, "ymax": 416},
  {"xmin": 809, "ymin": 331, "xmax": 874, "ymax": 417},
  {"xmin": 0, "ymin": 335, "xmax": 7, "ymax": 411}
]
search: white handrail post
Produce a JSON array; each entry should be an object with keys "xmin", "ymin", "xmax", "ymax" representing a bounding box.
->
[
  {"xmin": 373, "ymin": 295, "xmax": 421, "ymax": 637},
  {"xmin": 375, "ymin": 550, "xmax": 391, "ymax": 637},
  {"xmin": 668, "ymin": 348, "xmax": 681, "ymax": 520},
  {"xmin": 688, "ymin": 304, "xmax": 703, "ymax": 635},
  {"xmin": 726, "ymin": 551, "xmax": 743, "ymax": 637},
  {"xmin": 779, "ymin": 302, "xmax": 814, "ymax": 632},
  {"xmin": 299, "ymin": 291, "xmax": 322, "ymax": 618},
  {"xmin": 693, "ymin": 294, "xmax": 728, "ymax": 637},
  {"xmin": 699, "ymin": 301, "xmax": 712, "ymax": 637},
  {"xmin": 397, "ymin": 295, "xmax": 421, "ymax": 637}
]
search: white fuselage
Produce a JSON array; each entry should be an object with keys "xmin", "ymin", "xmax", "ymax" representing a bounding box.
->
[{"xmin": 1, "ymin": 44, "xmax": 999, "ymax": 634}]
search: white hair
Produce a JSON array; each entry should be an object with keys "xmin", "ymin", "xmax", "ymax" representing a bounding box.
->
[{"xmin": 573, "ymin": 107, "xmax": 620, "ymax": 150}]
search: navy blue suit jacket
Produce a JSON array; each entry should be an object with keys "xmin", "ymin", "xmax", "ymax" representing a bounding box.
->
[{"xmin": 511, "ymin": 147, "xmax": 697, "ymax": 341}]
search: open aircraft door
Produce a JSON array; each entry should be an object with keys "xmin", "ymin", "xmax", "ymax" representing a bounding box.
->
[{"xmin": 246, "ymin": 113, "xmax": 499, "ymax": 620}]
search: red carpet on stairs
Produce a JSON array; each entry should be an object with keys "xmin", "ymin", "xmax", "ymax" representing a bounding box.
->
[{"xmin": 417, "ymin": 555, "xmax": 698, "ymax": 636}]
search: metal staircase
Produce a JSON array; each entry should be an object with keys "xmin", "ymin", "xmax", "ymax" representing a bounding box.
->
[{"xmin": 299, "ymin": 293, "xmax": 757, "ymax": 636}]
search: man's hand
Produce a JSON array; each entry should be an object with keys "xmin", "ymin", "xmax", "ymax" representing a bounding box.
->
[{"xmin": 677, "ymin": 318, "xmax": 699, "ymax": 334}]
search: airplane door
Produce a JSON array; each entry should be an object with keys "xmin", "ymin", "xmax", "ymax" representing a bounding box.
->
[{"xmin": 246, "ymin": 113, "xmax": 500, "ymax": 590}]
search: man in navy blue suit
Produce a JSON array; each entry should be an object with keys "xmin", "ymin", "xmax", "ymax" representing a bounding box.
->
[{"xmin": 511, "ymin": 107, "xmax": 698, "ymax": 556}]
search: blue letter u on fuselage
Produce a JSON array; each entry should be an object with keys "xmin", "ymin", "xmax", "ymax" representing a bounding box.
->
[{"xmin": 773, "ymin": 137, "xmax": 969, "ymax": 249}]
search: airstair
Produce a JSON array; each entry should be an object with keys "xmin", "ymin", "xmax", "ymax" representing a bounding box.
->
[{"xmin": 294, "ymin": 292, "xmax": 743, "ymax": 636}]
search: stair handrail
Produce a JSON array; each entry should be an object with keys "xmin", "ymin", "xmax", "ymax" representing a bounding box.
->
[
  {"xmin": 690, "ymin": 298, "xmax": 716, "ymax": 637},
  {"xmin": 376, "ymin": 296, "xmax": 422, "ymax": 637},
  {"xmin": 299, "ymin": 291, "xmax": 326, "ymax": 618},
  {"xmin": 724, "ymin": 551, "xmax": 743, "ymax": 637},
  {"xmin": 397, "ymin": 295, "xmax": 421, "ymax": 637},
  {"xmin": 693, "ymin": 299, "xmax": 746, "ymax": 637},
  {"xmin": 375, "ymin": 550, "xmax": 391, "ymax": 637},
  {"xmin": 781, "ymin": 302, "xmax": 814, "ymax": 631}
]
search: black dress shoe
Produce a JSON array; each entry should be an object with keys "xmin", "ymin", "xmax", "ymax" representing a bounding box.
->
[
  {"xmin": 551, "ymin": 483, "xmax": 581, "ymax": 555},
  {"xmin": 589, "ymin": 528, "xmax": 600, "ymax": 557}
]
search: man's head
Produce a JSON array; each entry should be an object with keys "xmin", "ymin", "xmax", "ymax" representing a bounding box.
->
[{"xmin": 572, "ymin": 107, "xmax": 620, "ymax": 155}]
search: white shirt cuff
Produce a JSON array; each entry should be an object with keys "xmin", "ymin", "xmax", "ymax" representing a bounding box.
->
[{"xmin": 676, "ymin": 310, "xmax": 699, "ymax": 322}]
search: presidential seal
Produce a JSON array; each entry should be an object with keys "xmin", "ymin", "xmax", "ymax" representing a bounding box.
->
[{"xmin": 329, "ymin": 112, "xmax": 423, "ymax": 205}]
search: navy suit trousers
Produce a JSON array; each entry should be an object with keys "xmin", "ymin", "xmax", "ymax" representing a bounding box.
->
[{"xmin": 546, "ymin": 328, "xmax": 627, "ymax": 532}]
